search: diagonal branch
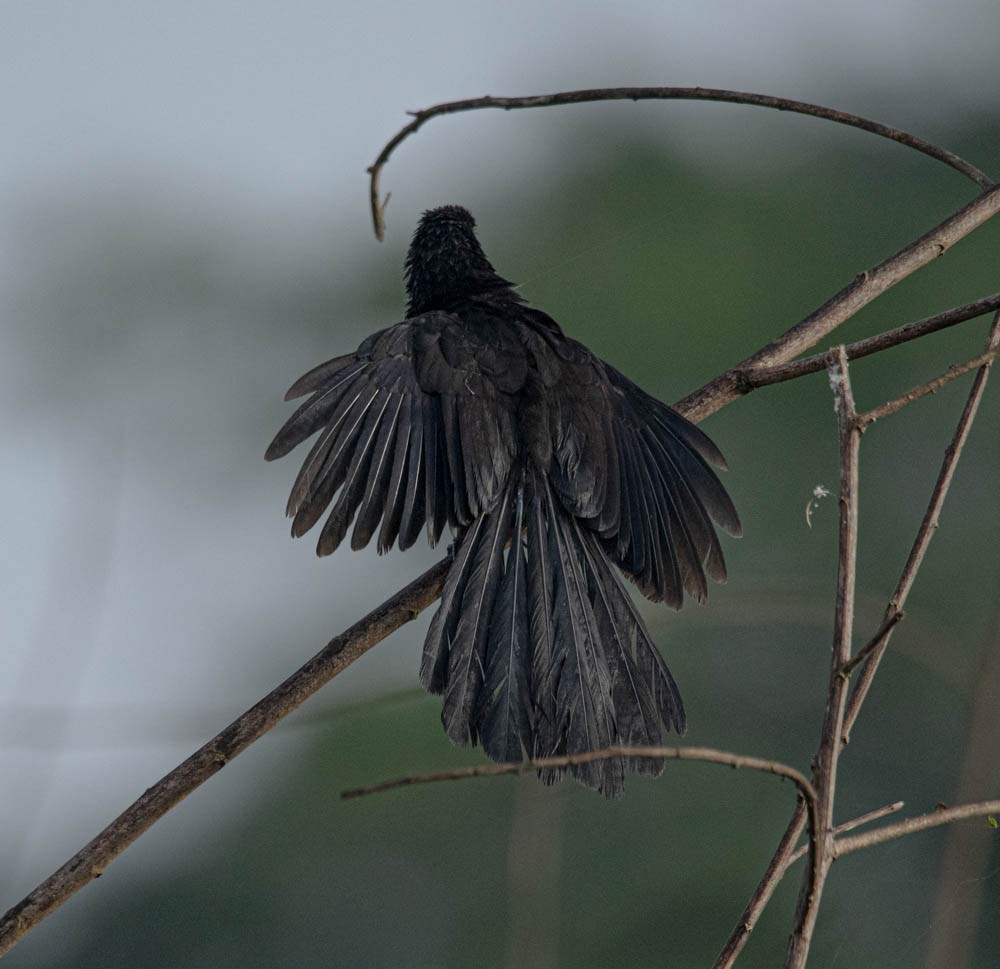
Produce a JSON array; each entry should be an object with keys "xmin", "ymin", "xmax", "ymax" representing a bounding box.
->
[
  {"xmin": 678, "ymin": 185, "xmax": 1000, "ymax": 423},
  {"xmin": 0, "ymin": 559, "xmax": 450, "ymax": 957},
  {"xmin": 839, "ymin": 611, "xmax": 904, "ymax": 676},
  {"xmin": 716, "ymin": 792, "xmax": 994, "ymax": 968},
  {"xmin": 712, "ymin": 801, "xmax": 808, "ymax": 969},
  {"xmin": 713, "ymin": 797, "xmax": 907, "ymax": 968},
  {"xmin": 833, "ymin": 800, "xmax": 1000, "ymax": 857},
  {"xmin": 857, "ymin": 347, "xmax": 1000, "ymax": 427},
  {"xmin": 747, "ymin": 292, "xmax": 1000, "ymax": 389}
]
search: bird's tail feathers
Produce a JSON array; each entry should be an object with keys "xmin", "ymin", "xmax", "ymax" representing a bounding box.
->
[{"xmin": 421, "ymin": 472, "xmax": 685, "ymax": 798}]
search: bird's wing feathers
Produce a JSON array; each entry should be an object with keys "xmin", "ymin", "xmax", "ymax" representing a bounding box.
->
[
  {"xmin": 265, "ymin": 311, "xmax": 520, "ymax": 554},
  {"xmin": 541, "ymin": 341, "xmax": 741, "ymax": 606}
]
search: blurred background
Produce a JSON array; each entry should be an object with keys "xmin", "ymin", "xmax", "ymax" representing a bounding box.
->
[{"xmin": 2, "ymin": 2, "xmax": 999, "ymax": 967}]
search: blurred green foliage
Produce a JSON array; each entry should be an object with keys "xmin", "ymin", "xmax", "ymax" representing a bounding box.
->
[{"xmin": 7, "ymin": 117, "xmax": 999, "ymax": 968}]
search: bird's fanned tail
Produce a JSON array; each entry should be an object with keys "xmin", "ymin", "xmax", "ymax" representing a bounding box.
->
[{"xmin": 421, "ymin": 472, "xmax": 687, "ymax": 798}]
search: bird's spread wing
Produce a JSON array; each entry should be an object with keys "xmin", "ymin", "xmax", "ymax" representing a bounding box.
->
[
  {"xmin": 265, "ymin": 311, "xmax": 521, "ymax": 554},
  {"xmin": 538, "ymin": 327, "xmax": 742, "ymax": 609}
]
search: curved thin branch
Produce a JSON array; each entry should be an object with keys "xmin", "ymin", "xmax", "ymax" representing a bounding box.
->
[
  {"xmin": 367, "ymin": 86, "xmax": 1000, "ymax": 426},
  {"xmin": 367, "ymin": 87, "xmax": 993, "ymax": 239},
  {"xmin": 0, "ymin": 558, "xmax": 450, "ymax": 957},
  {"xmin": 341, "ymin": 744, "xmax": 817, "ymax": 805},
  {"xmin": 342, "ymin": 743, "xmax": 823, "ymax": 939}
]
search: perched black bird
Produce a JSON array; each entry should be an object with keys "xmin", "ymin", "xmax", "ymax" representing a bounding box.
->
[{"xmin": 266, "ymin": 205, "xmax": 740, "ymax": 797}]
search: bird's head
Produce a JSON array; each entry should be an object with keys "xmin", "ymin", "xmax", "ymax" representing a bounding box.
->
[{"xmin": 404, "ymin": 205, "xmax": 518, "ymax": 315}]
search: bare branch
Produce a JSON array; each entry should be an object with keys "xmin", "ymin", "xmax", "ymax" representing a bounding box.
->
[
  {"xmin": 366, "ymin": 87, "xmax": 993, "ymax": 240},
  {"xmin": 831, "ymin": 800, "xmax": 908, "ymax": 837},
  {"xmin": 755, "ymin": 799, "xmax": 996, "ymax": 880},
  {"xmin": 834, "ymin": 801, "xmax": 1000, "ymax": 857},
  {"xmin": 712, "ymin": 801, "xmax": 808, "ymax": 969},
  {"xmin": 678, "ymin": 186, "xmax": 1000, "ymax": 423},
  {"xmin": 857, "ymin": 347, "xmax": 1000, "ymax": 427},
  {"xmin": 344, "ymin": 745, "xmax": 821, "ymax": 941},
  {"xmin": 713, "ymin": 795, "xmax": 907, "ymax": 967},
  {"xmin": 0, "ymin": 558, "xmax": 450, "ymax": 958},
  {"xmin": 341, "ymin": 744, "xmax": 818, "ymax": 809},
  {"xmin": 840, "ymin": 611, "xmax": 904, "ymax": 676},
  {"xmin": 843, "ymin": 310, "xmax": 1000, "ymax": 741},
  {"xmin": 748, "ymin": 292, "xmax": 1000, "ymax": 389},
  {"xmin": 785, "ymin": 801, "xmax": 906, "ymax": 867},
  {"xmin": 784, "ymin": 347, "xmax": 862, "ymax": 969}
]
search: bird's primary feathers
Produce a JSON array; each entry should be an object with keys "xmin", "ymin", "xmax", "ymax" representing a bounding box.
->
[{"xmin": 266, "ymin": 204, "xmax": 740, "ymax": 797}]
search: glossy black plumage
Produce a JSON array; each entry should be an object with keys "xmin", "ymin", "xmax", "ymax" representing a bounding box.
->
[{"xmin": 266, "ymin": 205, "xmax": 740, "ymax": 796}]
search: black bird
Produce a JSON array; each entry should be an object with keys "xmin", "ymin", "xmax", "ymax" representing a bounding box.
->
[{"xmin": 266, "ymin": 205, "xmax": 740, "ymax": 797}]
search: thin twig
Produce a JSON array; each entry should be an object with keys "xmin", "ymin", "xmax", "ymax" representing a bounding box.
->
[
  {"xmin": 857, "ymin": 348, "xmax": 1000, "ymax": 427},
  {"xmin": 748, "ymin": 292, "xmax": 1000, "ymax": 389},
  {"xmin": 0, "ymin": 558, "xmax": 450, "ymax": 957},
  {"xmin": 712, "ymin": 801, "xmax": 808, "ymax": 969},
  {"xmin": 840, "ymin": 611, "xmax": 904, "ymax": 676},
  {"xmin": 830, "ymin": 800, "xmax": 908, "ymax": 838},
  {"xmin": 784, "ymin": 347, "xmax": 861, "ymax": 969},
  {"xmin": 842, "ymin": 311, "xmax": 1000, "ymax": 742},
  {"xmin": 785, "ymin": 801, "xmax": 906, "ymax": 867},
  {"xmin": 366, "ymin": 87, "xmax": 993, "ymax": 239},
  {"xmin": 834, "ymin": 801, "xmax": 1000, "ymax": 857},
  {"xmin": 341, "ymin": 745, "xmax": 818, "ymax": 810}
]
